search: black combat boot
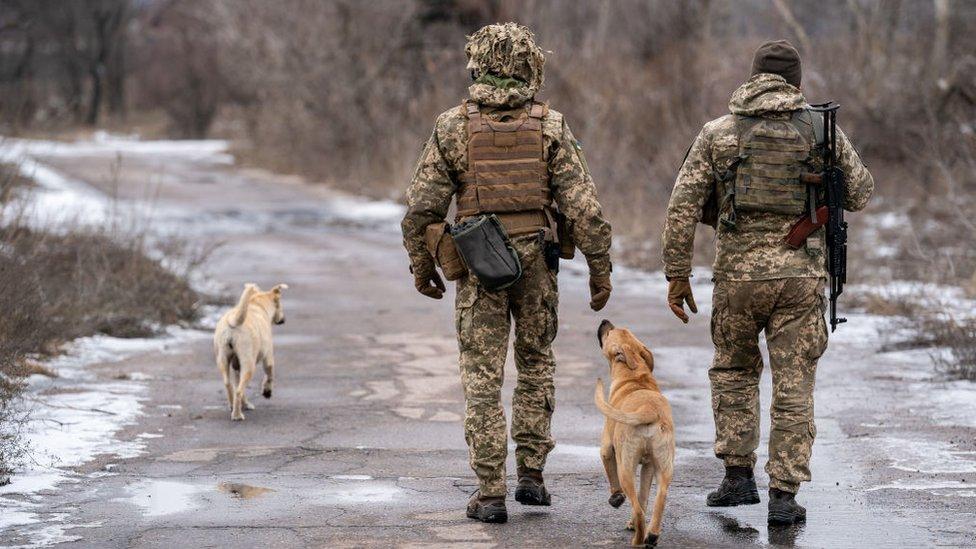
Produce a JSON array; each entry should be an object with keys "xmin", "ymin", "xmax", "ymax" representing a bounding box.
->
[
  {"xmin": 706, "ymin": 466, "xmax": 760, "ymax": 507},
  {"xmin": 466, "ymin": 490, "xmax": 508, "ymax": 523},
  {"xmin": 514, "ymin": 469, "xmax": 551, "ymax": 506},
  {"xmin": 767, "ymin": 488, "xmax": 806, "ymax": 525}
]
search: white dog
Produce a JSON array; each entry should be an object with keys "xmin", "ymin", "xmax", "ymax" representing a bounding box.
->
[{"xmin": 213, "ymin": 283, "xmax": 287, "ymax": 420}]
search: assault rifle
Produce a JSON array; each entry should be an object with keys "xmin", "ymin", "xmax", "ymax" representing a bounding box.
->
[{"xmin": 784, "ymin": 102, "xmax": 848, "ymax": 331}]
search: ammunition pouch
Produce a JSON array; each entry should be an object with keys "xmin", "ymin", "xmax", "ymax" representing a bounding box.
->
[
  {"xmin": 450, "ymin": 214, "xmax": 523, "ymax": 291},
  {"xmin": 424, "ymin": 222, "xmax": 467, "ymax": 281},
  {"xmin": 555, "ymin": 210, "xmax": 575, "ymax": 259}
]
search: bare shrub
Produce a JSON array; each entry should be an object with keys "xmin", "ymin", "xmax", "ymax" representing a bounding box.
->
[
  {"xmin": 928, "ymin": 315, "xmax": 976, "ymax": 381},
  {"xmin": 0, "ymin": 159, "xmax": 209, "ymax": 478}
]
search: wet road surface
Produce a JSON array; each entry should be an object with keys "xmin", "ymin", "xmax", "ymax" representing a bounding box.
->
[{"xmin": 3, "ymin": 141, "xmax": 974, "ymax": 548}]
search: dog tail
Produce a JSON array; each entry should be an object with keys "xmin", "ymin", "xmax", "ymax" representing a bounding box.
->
[
  {"xmin": 229, "ymin": 284, "xmax": 258, "ymax": 328},
  {"xmin": 594, "ymin": 378, "xmax": 659, "ymax": 426}
]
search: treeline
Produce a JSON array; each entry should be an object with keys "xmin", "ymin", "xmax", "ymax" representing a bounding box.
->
[{"xmin": 2, "ymin": 0, "xmax": 974, "ymax": 282}]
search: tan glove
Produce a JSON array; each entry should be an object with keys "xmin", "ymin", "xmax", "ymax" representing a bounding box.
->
[
  {"xmin": 589, "ymin": 274, "xmax": 612, "ymax": 312},
  {"xmin": 667, "ymin": 277, "xmax": 697, "ymax": 323},
  {"xmin": 412, "ymin": 263, "xmax": 446, "ymax": 300},
  {"xmin": 668, "ymin": 278, "xmax": 698, "ymax": 324}
]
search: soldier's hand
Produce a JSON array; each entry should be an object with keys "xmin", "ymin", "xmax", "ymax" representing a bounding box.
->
[
  {"xmin": 667, "ymin": 277, "xmax": 697, "ymax": 323},
  {"xmin": 589, "ymin": 274, "xmax": 612, "ymax": 311},
  {"xmin": 412, "ymin": 263, "xmax": 446, "ymax": 299}
]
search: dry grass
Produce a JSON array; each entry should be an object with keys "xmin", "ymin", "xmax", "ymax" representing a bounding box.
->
[
  {"xmin": 0, "ymin": 162, "xmax": 208, "ymax": 482},
  {"xmin": 927, "ymin": 316, "xmax": 976, "ymax": 381}
]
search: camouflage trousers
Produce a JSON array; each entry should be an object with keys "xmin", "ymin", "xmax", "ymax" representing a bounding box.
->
[
  {"xmin": 709, "ymin": 278, "xmax": 828, "ymax": 493},
  {"xmin": 455, "ymin": 235, "xmax": 558, "ymax": 497}
]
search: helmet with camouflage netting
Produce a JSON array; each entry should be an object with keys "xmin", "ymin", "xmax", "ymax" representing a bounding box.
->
[{"xmin": 465, "ymin": 22, "xmax": 545, "ymax": 92}]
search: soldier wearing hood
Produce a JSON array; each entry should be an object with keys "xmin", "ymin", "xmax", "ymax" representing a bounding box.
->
[
  {"xmin": 401, "ymin": 23, "xmax": 612, "ymax": 523},
  {"xmin": 662, "ymin": 41, "xmax": 874, "ymax": 524}
]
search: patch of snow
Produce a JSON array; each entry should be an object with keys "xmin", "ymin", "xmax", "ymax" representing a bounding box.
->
[
  {"xmin": 0, "ymin": 325, "xmax": 211, "ymax": 543},
  {"xmin": 5, "ymin": 134, "xmax": 233, "ymax": 164},
  {"xmin": 866, "ymin": 479, "xmax": 976, "ymax": 498},
  {"xmin": 914, "ymin": 380, "xmax": 976, "ymax": 429},
  {"xmin": 868, "ymin": 211, "xmax": 910, "ymax": 231},
  {"xmin": 317, "ymin": 481, "xmax": 404, "ymax": 504},
  {"xmin": 325, "ymin": 196, "xmax": 405, "ymax": 228},
  {"xmin": 0, "ymin": 146, "xmax": 112, "ymax": 227},
  {"xmin": 880, "ymin": 438, "xmax": 976, "ymax": 474}
]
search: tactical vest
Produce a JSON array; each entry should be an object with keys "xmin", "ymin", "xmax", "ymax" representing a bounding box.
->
[
  {"xmin": 726, "ymin": 110, "xmax": 820, "ymax": 217},
  {"xmin": 456, "ymin": 100, "xmax": 552, "ymax": 235}
]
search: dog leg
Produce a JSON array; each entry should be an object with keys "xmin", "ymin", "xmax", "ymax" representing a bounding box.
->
[
  {"xmin": 261, "ymin": 350, "xmax": 274, "ymax": 399},
  {"xmin": 639, "ymin": 461, "xmax": 655, "ymax": 523},
  {"xmin": 232, "ymin": 354, "xmax": 255, "ymax": 421},
  {"xmin": 645, "ymin": 468, "xmax": 672, "ymax": 547},
  {"xmin": 601, "ymin": 441, "xmax": 625, "ymax": 508},
  {"xmin": 217, "ymin": 351, "xmax": 234, "ymax": 410},
  {"xmin": 617, "ymin": 453, "xmax": 645, "ymax": 546}
]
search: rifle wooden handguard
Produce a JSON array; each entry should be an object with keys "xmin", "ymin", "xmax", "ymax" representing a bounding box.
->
[
  {"xmin": 785, "ymin": 206, "xmax": 829, "ymax": 249},
  {"xmin": 800, "ymin": 172, "xmax": 824, "ymax": 185}
]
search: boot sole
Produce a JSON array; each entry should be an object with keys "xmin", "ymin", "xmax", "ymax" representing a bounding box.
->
[
  {"xmin": 515, "ymin": 488, "xmax": 551, "ymax": 506},
  {"xmin": 706, "ymin": 485, "xmax": 760, "ymax": 507},
  {"xmin": 466, "ymin": 507, "xmax": 508, "ymax": 523},
  {"xmin": 768, "ymin": 510, "xmax": 806, "ymax": 525}
]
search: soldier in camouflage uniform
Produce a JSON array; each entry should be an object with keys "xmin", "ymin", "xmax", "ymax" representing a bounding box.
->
[
  {"xmin": 662, "ymin": 41, "xmax": 873, "ymax": 524},
  {"xmin": 401, "ymin": 23, "xmax": 612, "ymax": 523}
]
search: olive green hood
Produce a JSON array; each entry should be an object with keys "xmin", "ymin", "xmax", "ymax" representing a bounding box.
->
[
  {"xmin": 465, "ymin": 22, "xmax": 545, "ymax": 108},
  {"xmin": 729, "ymin": 73, "xmax": 806, "ymax": 117}
]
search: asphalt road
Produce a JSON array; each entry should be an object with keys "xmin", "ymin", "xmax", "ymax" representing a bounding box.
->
[{"xmin": 4, "ymin": 143, "xmax": 974, "ymax": 548}]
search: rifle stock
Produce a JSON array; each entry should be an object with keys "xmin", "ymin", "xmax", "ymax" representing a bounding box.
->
[{"xmin": 785, "ymin": 206, "xmax": 829, "ymax": 249}]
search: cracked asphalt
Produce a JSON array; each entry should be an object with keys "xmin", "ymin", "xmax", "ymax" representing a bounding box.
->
[{"xmin": 6, "ymin": 146, "xmax": 975, "ymax": 548}]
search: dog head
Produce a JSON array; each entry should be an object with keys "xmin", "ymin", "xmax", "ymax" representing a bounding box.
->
[
  {"xmin": 270, "ymin": 284, "xmax": 288, "ymax": 325},
  {"xmin": 597, "ymin": 319, "xmax": 654, "ymax": 377}
]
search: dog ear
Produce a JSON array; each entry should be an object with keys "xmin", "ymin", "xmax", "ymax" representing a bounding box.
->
[
  {"xmin": 639, "ymin": 345, "xmax": 654, "ymax": 372},
  {"xmin": 620, "ymin": 345, "xmax": 643, "ymax": 370},
  {"xmin": 272, "ymin": 284, "xmax": 289, "ymax": 294}
]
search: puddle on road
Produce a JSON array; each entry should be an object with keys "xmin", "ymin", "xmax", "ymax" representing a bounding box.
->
[
  {"xmin": 122, "ymin": 479, "xmax": 208, "ymax": 517},
  {"xmin": 218, "ymin": 482, "xmax": 275, "ymax": 499},
  {"xmin": 315, "ymin": 477, "xmax": 404, "ymax": 504}
]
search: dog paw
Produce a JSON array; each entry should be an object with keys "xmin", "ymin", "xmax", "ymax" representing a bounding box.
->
[
  {"xmin": 262, "ymin": 388, "xmax": 272, "ymax": 399},
  {"xmin": 243, "ymin": 401, "xmax": 255, "ymax": 410},
  {"xmin": 608, "ymin": 491, "xmax": 626, "ymax": 508},
  {"xmin": 644, "ymin": 533, "xmax": 658, "ymax": 547},
  {"xmin": 626, "ymin": 520, "xmax": 635, "ymax": 531},
  {"xmin": 231, "ymin": 412, "xmax": 245, "ymax": 421}
]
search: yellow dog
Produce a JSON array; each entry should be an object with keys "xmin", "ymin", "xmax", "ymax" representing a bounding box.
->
[
  {"xmin": 595, "ymin": 320, "xmax": 675, "ymax": 547},
  {"xmin": 213, "ymin": 283, "xmax": 288, "ymax": 421}
]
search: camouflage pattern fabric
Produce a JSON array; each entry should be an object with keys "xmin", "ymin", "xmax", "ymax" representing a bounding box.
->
[
  {"xmin": 662, "ymin": 73, "xmax": 875, "ymax": 281},
  {"xmin": 709, "ymin": 278, "xmax": 828, "ymax": 494},
  {"xmin": 400, "ymin": 23, "xmax": 611, "ymax": 497},
  {"xmin": 456, "ymin": 235, "xmax": 557, "ymax": 497},
  {"xmin": 464, "ymin": 23, "xmax": 544, "ymax": 109}
]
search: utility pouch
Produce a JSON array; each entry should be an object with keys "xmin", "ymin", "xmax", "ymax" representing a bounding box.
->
[
  {"xmin": 450, "ymin": 215, "xmax": 523, "ymax": 291},
  {"xmin": 544, "ymin": 240, "xmax": 561, "ymax": 273},
  {"xmin": 424, "ymin": 222, "xmax": 467, "ymax": 281},
  {"xmin": 555, "ymin": 210, "xmax": 576, "ymax": 260}
]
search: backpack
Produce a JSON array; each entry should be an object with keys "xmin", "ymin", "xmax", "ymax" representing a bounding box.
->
[{"xmin": 703, "ymin": 109, "xmax": 823, "ymax": 228}]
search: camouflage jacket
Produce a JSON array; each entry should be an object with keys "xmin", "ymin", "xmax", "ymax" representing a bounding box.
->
[
  {"xmin": 662, "ymin": 73, "xmax": 874, "ymax": 281},
  {"xmin": 401, "ymin": 89, "xmax": 612, "ymax": 277}
]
